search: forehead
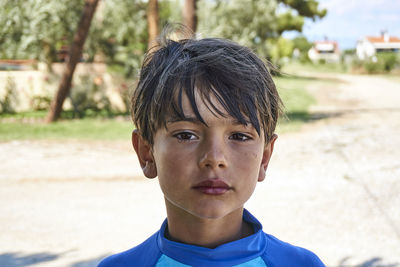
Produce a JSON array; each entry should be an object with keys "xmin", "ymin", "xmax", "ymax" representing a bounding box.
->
[
  {"xmin": 181, "ymin": 89, "xmax": 226, "ymax": 116},
  {"xmin": 166, "ymin": 89, "xmax": 252, "ymax": 127}
]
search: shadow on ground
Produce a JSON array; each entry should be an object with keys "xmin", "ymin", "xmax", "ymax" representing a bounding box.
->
[
  {"xmin": 278, "ymin": 73, "xmax": 346, "ymax": 84},
  {"xmin": 285, "ymin": 111, "xmax": 343, "ymax": 123},
  {"xmin": 0, "ymin": 252, "xmax": 60, "ymax": 266},
  {"xmin": 285, "ymin": 107, "xmax": 400, "ymax": 125},
  {"xmin": 336, "ymin": 256, "xmax": 399, "ymax": 267},
  {"xmin": 70, "ymin": 254, "xmax": 108, "ymax": 267},
  {"xmin": 0, "ymin": 252, "xmax": 107, "ymax": 267}
]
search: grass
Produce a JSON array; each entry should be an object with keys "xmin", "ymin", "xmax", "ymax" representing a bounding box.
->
[
  {"xmin": 282, "ymin": 61, "xmax": 348, "ymax": 74},
  {"xmin": 0, "ymin": 113, "xmax": 133, "ymax": 141},
  {"xmin": 274, "ymin": 75, "xmax": 317, "ymax": 133}
]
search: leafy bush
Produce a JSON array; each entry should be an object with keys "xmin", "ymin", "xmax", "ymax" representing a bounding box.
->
[
  {"xmin": 68, "ymin": 74, "xmax": 111, "ymax": 118},
  {"xmin": 0, "ymin": 76, "xmax": 18, "ymax": 113},
  {"xmin": 378, "ymin": 52, "xmax": 397, "ymax": 72},
  {"xmin": 31, "ymin": 95, "xmax": 51, "ymax": 111},
  {"xmin": 362, "ymin": 52, "xmax": 398, "ymax": 74},
  {"xmin": 363, "ymin": 59, "xmax": 383, "ymax": 74},
  {"xmin": 351, "ymin": 52, "xmax": 399, "ymax": 74}
]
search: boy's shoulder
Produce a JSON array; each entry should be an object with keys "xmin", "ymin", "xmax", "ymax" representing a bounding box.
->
[
  {"xmin": 98, "ymin": 232, "xmax": 161, "ymax": 267},
  {"xmin": 262, "ymin": 233, "xmax": 325, "ymax": 267}
]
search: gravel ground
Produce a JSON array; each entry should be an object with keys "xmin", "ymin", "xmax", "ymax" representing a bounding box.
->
[{"xmin": 1, "ymin": 73, "xmax": 399, "ymax": 267}]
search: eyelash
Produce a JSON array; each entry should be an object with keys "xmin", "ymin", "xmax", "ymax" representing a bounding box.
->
[
  {"xmin": 230, "ymin": 133, "xmax": 252, "ymax": 142},
  {"xmin": 173, "ymin": 132, "xmax": 197, "ymax": 142}
]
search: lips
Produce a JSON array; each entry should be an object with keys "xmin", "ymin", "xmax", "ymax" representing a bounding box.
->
[{"xmin": 192, "ymin": 179, "xmax": 231, "ymax": 195}]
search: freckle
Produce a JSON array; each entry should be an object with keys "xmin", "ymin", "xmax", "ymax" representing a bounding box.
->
[
  {"xmin": 243, "ymin": 152, "xmax": 258, "ymax": 159},
  {"xmin": 246, "ymin": 152, "xmax": 257, "ymax": 159}
]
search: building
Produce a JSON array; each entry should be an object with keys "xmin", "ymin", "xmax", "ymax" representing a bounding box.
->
[
  {"xmin": 356, "ymin": 31, "xmax": 400, "ymax": 60},
  {"xmin": 308, "ymin": 40, "xmax": 340, "ymax": 63}
]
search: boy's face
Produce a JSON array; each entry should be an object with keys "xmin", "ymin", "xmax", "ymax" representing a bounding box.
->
[{"xmin": 132, "ymin": 91, "xmax": 276, "ymax": 220}]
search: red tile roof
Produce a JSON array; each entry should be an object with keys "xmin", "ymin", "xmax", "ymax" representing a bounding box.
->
[{"xmin": 366, "ymin": 36, "xmax": 400, "ymax": 43}]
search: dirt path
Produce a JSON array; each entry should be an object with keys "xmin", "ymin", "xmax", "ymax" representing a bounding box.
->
[{"xmin": 1, "ymin": 73, "xmax": 399, "ymax": 267}]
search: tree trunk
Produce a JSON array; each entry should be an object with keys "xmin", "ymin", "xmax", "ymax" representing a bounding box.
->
[
  {"xmin": 183, "ymin": 0, "xmax": 197, "ymax": 33},
  {"xmin": 46, "ymin": 0, "xmax": 100, "ymax": 123},
  {"xmin": 147, "ymin": 0, "xmax": 159, "ymax": 48}
]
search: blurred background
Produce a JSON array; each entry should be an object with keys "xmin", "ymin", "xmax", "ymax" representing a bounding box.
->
[{"xmin": 0, "ymin": 0, "xmax": 399, "ymax": 266}]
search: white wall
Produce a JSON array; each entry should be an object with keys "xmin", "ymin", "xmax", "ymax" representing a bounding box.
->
[{"xmin": 0, "ymin": 63, "xmax": 128, "ymax": 113}]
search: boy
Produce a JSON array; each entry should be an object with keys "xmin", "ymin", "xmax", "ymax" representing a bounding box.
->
[{"xmin": 99, "ymin": 33, "xmax": 324, "ymax": 266}]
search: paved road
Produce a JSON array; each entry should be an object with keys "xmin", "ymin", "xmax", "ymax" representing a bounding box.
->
[{"xmin": 1, "ymin": 73, "xmax": 399, "ymax": 266}]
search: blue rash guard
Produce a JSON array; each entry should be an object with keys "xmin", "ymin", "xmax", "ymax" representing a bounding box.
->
[{"xmin": 98, "ymin": 210, "xmax": 325, "ymax": 267}]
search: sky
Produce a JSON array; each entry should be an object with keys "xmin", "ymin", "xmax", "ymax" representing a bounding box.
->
[{"xmin": 284, "ymin": 0, "xmax": 400, "ymax": 50}]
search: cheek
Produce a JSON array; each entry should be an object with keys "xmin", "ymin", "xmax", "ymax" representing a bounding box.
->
[
  {"xmin": 231, "ymin": 144, "xmax": 263, "ymax": 168},
  {"xmin": 154, "ymin": 141, "xmax": 194, "ymax": 179},
  {"xmin": 229, "ymin": 145, "xmax": 264, "ymax": 191}
]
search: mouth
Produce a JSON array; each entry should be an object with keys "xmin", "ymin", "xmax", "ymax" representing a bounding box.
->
[{"xmin": 192, "ymin": 179, "xmax": 232, "ymax": 195}]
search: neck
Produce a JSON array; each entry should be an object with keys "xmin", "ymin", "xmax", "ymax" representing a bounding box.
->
[{"xmin": 164, "ymin": 202, "xmax": 253, "ymax": 248}]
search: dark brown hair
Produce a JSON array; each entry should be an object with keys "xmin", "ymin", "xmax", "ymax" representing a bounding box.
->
[{"xmin": 132, "ymin": 31, "xmax": 282, "ymax": 144}]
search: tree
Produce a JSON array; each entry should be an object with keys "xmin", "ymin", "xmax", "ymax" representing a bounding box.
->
[
  {"xmin": 93, "ymin": 0, "xmax": 147, "ymax": 77},
  {"xmin": 197, "ymin": 0, "xmax": 326, "ymax": 64},
  {"xmin": 46, "ymin": 0, "xmax": 99, "ymax": 122},
  {"xmin": 0, "ymin": 0, "xmax": 84, "ymax": 70},
  {"xmin": 292, "ymin": 35, "xmax": 312, "ymax": 62},
  {"xmin": 0, "ymin": 0, "xmax": 148, "ymax": 76},
  {"xmin": 147, "ymin": 0, "xmax": 160, "ymax": 48},
  {"xmin": 276, "ymin": 0, "xmax": 327, "ymax": 34},
  {"xmin": 183, "ymin": 0, "xmax": 198, "ymax": 32}
]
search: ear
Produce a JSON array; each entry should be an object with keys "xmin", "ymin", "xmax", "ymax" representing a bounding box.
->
[
  {"xmin": 258, "ymin": 134, "xmax": 277, "ymax": 182},
  {"xmin": 132, "ymin": 130, "xmax": 157, "ymax": 178}
]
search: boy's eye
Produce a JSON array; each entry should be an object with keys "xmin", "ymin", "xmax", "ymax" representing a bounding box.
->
[
  {"xmin": 230, "ymin": 133, "xmax": 252, "ymax": 142},
  {"xmin": 173, "ymin": 132, "xmax": 197, "ymax": 141}
]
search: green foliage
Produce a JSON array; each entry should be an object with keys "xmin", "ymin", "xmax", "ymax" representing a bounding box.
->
[
  {"xmin": 292, "ymin": 36, "xmax": 312, "ymax": 53},
  {"xmin": 89, "ymin": 0, "xmax": 148, "ymax": 77},
  {"xmin": 31, "ymin": 95, "xmax": 52, "ymax": 111},
  {"xmin": 276, "ymin": 11, "xmax": 304, "ymax": 35},
  {"xmin": 0, "ymin": 0, "xmax": 149, "ymax": 77},
  {"xmin": 197, "ymin": 0, "xmax": 326, "ymax": 65},
  {"xmin": 363, "ymin": 60, "xmax": 382, "ymax": 74},
  {"xmin": 276, "ymin": 0, "xmax": 327, "ymax": 35},
  {"xmin": 1, "ymin": 0, "xmax": 327, "ymax": 74},
  {"xmin": 269, "ymin": 37, "xmax": 294, "ymax": 64},
  {"xmin": 68, "ymin": 74, "xmax": 111, "ymax": 118},
  {"xmin": 357, "ymin": 52, "xmax": 399, "ymax": 74},
  {"xmin": 378, "ymin": 52, "xmax": 398, "ymax": 72},
  {"xmin": 0, "ymin": 76, "xmax": 18, "ymax": 113},
  {"xmin": 277, "ymin": 0, "xmax": 327, "ymax": 19},
  {"xmin": 159, "ymin": 0, "xmax": 183, "ymax": 27},
  {"xmin": 198, "ymin": 0, "xmax": 277, "ymax": 60},
  {"xmin": 0, "ymin": 0, "xmax": 84, "ymax": 67},
  {"xmin": 342, "ymin": 48, "xmax": 356, "ymax": 55},
  {"xmin": 291, "ymin": 35, "xmax": 312, "ymax": 63}
]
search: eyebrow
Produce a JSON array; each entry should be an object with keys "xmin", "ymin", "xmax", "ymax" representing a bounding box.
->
[
  {"xmin": 166, "ymin": 117, "xmax": 202, "ymax": 124},
  {"xmin": 166, "ymin": 116, "xmax": 251, "ymax": 126}
]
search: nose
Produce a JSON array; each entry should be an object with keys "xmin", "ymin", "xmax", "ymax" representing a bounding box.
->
[{"xmin": 198, "ymin": 138, "xmax": 227, "ymax": 169}]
